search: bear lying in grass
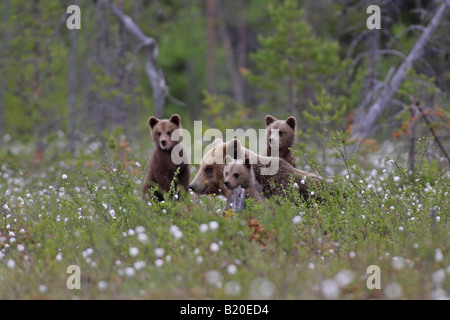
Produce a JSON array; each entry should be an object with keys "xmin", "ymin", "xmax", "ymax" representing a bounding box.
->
[
  {"xmin": 142, "ymin": 114, "xmax": 190, "ymax": 201},
  {"xmin": 190, "ymin": 138, "xmax": 329, "ymax": 202}
]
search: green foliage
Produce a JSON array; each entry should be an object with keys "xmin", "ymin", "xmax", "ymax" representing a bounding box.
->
[{"xmin": 246, "ymin": 0, "xmax": 345, "ymax": 114}]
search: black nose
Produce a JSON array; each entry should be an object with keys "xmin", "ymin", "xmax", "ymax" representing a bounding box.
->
[
  {"xmin": 269, "ymin": 138, "xmax": 272, "ymax": 143},
  {"xmin": 189, "ymin": 184, "xmax": 194, "ymax": 190},
  {"xmin": 224, "ymin": 181, "xmax": 230, "ymax": 187},
  {"xmin": 161, "ymin": 140, "xmax": 167, "ymax": 146}
]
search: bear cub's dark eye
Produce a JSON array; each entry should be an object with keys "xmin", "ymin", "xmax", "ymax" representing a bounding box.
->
[
  {"xmin": 167, "ymin": 131, "xmax": 172, "ymax": 136},
  {"xmin": 157, "ymin": 132, "xmax": 161, "ymax": 137},
  {"xmin": 279, "ymin": 131, "xmax": 283, "ymax": 136},
  {"xmin": 233, "ymin": 173, "xmax": 239, "ymax": 179},
  {"xmin": 205, "ymin": 167, "xmax": 212, "ymax": 174}
]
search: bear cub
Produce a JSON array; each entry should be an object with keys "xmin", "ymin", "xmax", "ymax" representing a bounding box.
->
[
  {"xmin": 264, "ymin": 115, "xmax": 297, "ymax": 167},
  {"xmin": 142, "ymin": 114, "xmax": 189, "ymax": 201},
  {"xmin": 223, "ymin": 155, "xmax": 264, "ymax": 210}
]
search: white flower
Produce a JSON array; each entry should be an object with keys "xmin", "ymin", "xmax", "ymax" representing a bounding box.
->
[
  {"xmin": 154, "ymin": 248, "xmax": 165, "ymax": 258},
  {"xmin": 17, "ymin": 244, "xmax": 25, "ymax": 252},
  {"xmin": 137, "ymin": 233, "xmax": 148, "ymax": 243},
  {"xmin": 321, "ymin": 279, "xmax": 340, "ymax": 299},
  {"xmin": 6, "ymin": 259, "xmax": 15, "ymax": 269},
  {"xmin": 292, "ymin": 216, "xmax": 303, "ymax": 224},
  {"xmin": 38, "ymin": 284, "xmax": 48, "ymax": 293},
  {"xmin": 98, "ymin": 281, "xmax": 108, "ymax": 291},
  {"xmin": 155, "ymin": 259, "xmax": 164, "ymax": 268},
  {"xmin": 129, "ymin": 247, "xmax": 139, "ymax": 257},
  {"xmin": 393, "ymin": 176, "xmax": 400, "ymax": 182},
  {"xmin": 226, "ymin": 264, "xmax": 237, "ymax": 275},
  {"xmin": 124, "ymin": 267, "xmax": 135, "ymax": 277},
  {"xmin": 134, "ymin": 261, "xmax": 146, "ymax": 270},
  {"xmin": 310, "ymin": 191, "xmax": 315, "ymax": 196},
  {"xmin": 199, "ymin": 223, "xmax": 209, "ymax": 233},
  {"xmin": 435, "ymin": 249, "xmax": 443, "ymax": 262},
  {"xmin": 209, "ymin": 221, "xmax": 219, "ymax": 231},
  {"xmin": 210, "ymin": 242, "xmax": 220, "ymax": 252},
  {"xmin": 62, "ymin": 174, "xmax": 68, "ymax": 180}
]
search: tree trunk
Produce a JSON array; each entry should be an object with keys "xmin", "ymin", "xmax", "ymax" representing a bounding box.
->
[
  {"xmin": 217, "ymin": 2, "xmax": 244, "ymax": 105},
  {"xmin": 109, "ymin": 0, "xmax": 167, "ymax": 119},
  {"xmin": 351, "ymin": 2, "xmax": 448, "ymax": 143},
  {"xmin": 68, "ymin": 6, "xmax": 78, "ymax": 155},
  {"xmin": 206, "ymin": 0, "xmax": 216, "ymax": 94},
  {"xmin": 0, "ymin": 0, "xmax": 9, "ymax": 146}
]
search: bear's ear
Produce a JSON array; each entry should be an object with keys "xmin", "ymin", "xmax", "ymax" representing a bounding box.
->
[
  {"xmin": 226, "ymin": 139, "xmax": 242, "ymax": 159},
  {"xmin": 244, "ymin": 157, "xmax": 251, "ymax": 169},
  {"xmin": 286, "ymin": 116, "xmax": 296, "ymax": 130},
  {"xmin": 212, "ymin": 137, "xmax": 223, "ymax": 148},
  {"xmin": 149, "ymin": 116, "xmax": 160, "ymax": 129},
  {"xmin": 265, "ymin": 115, "xmax": 277, "ymax": 127},
  {"xmin": 169, "ymin": 114, "xmax": 181, "ymax": 127},
  {"xmin": 225, "ymin": 155, "xmax": 234, "ymax": 164}
]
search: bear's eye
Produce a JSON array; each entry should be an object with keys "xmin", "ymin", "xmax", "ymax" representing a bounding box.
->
[
  {"xmin": 167, "ymin": 131, "xmax": 172, "ymax": 136},
  {"xmin": 157, "ymin": 132, "xmax": 161, "ymax": 137},
  {"xmin": 205, "ymin": 167, "xmax": 213, "ymax": 174},
  {"xmin": 279, "ymin": 131, "xmax": 283, "ymax": 136},
  {"xmin": 233, "ymin": 173, "xmax": 239, "ymax": 179},
  {"xmin": 225, "ymin": 172, "xmax": 228, "ymax": 177}
]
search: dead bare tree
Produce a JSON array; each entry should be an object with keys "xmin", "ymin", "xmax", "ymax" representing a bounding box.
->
[
  {"xmin": 109, "ymin": 0, "xmax": 168, "ymax": 119},
  {"xmin": 351, "ymin": 1, "xmax": 449, "ymax": 143}
]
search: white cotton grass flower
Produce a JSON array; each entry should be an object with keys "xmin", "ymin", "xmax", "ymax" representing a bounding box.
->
[
  {"xmin": 249, "ymin": 277, "xmax": 276, "ymax": 299},
  {"xmin": 155, "ymin": 259, "xmax": 164, "ymax": 268},
  {"xmin": 129, "ymin": 247, "xmax": 139, "ymax": 257},
  {"xmin": 292, "ymin": 216, "xmax": 303, "ymax": 224},
  {"xmin": 154, "ymin": 248, "xmax": 165, "ymax": 258},
  {"xmin": 135, "ymin": 226, "xmax": 145, "ymax": 234},
  {"xmin": 7, "ymin": 259, "xmax": 15, "ymax": 269},
  {"xmin": 38, "ymin": 284, "xmax": 48, "ymax": 293},
  {"xmin": 124, "ymin": 267, "xmax": 135, "ymax": 277},
  {"xmin": 97, "ymin": 281, "xmax": 108, "ymax": 291},
  {"xmin": 137, "ymin": 233, "xmax": 148, "ymax": 243},
  {"xmin": 435, "ymin": 249, "xmax": 444, "ymax": 262},
  {"xmin": 209, "ymin": 221, "xmax": 219, "ymax": 231},
  {"xmin": 199, "ymin": 223, "xmax": 209, "ymax": 233},
  {"xmin": 169, "ymin": 225, "xmax": 183, "ymax": 239},
  {"xmin": 334, "ymin": 270, "xmax": 354, "ymax": 288},
  {"xmin": 226, "ymin": 264, "xmax": 237, "ymax": 275},
  {"xmin": 133, "ymin": 261, "xmax": 146, "ymax": 270},
  {"xmin": 391, "ymin": 256, "xmax": 405, "ymax": 270},
  {"xmin": 393, "ymin": 176, "xmax": 400, "ymax": 182},
  {"xmin": 384, "ymin": 282, "xmax": 403, "ymax": 299},
  {"xmin": 210, "ymin": 242, "xmax": 220, "ymax": 253},
  {"xmin": 431, "ymin": 269, "xmax": 446, "ymax": 287},
  {"xmin": 321, "ymin": 279, "xmax": 340, "ymax": 299},
  {"xmin": 205, "ymin": 270, "xmax": 223, "ymax": 288},
  {"xmin": 224, "ymin": 281, "xmax": 242, "ymax": 296},
  {"xmin": 62, "ymin": 174, "xmax": 68, "ymax": 180}
]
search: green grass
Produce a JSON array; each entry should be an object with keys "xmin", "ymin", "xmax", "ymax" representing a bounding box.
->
[{"xmin": 0, "ymin": 139, "xmax": 449, "ymax": 300}]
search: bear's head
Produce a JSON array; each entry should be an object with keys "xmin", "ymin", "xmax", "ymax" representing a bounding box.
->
[
  {"xmin": 149, "ymin": 114, "xmax": 182, "ymax": 151},
  {"xmin": 223, "ymin": 155, "xmax": 253, "ymax": 190},
  {"xmin": 189, "ymin": 138, "xmax": 244, "ymax": 195},
  {"xmin": 265, "ymin": 115, "xmax": 296, "ymax": 154}
]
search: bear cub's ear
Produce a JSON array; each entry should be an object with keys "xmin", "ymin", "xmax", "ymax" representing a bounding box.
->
[
  {"xmin": 286, "ymin": 116, "xmax": 297, "ymax": 130},
  {"xmin": 149, "ymin": 116, "xmax": 160, "ymax": 129},
  {"xmin": 225, "ymin": 155, "xmax": 234, "ymax": 165},
  {"xmin": 244, "ymin": 157, "xmax": 251, "ymax": 169},
  {"xmin": 265, "ymin": 115, "xmax": 277, "ymax": 127},
  {"xmin": 169, "ymin": 114, "xmax": 181, "ymax": 127}
]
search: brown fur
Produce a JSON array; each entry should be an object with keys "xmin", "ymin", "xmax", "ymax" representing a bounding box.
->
[
  {"xmin": 190, "ymin": 138, "xmax": 329, "ymax": 202},
  {"xmin": 223, "ymin": 155, "xmax": 264, "ymax": 209},
  {"xmin": 142, "ymin": 114, "xmax": 190, "ymax": 201},
  {"xmin": 264, "ymin": 115, "xmax": 297, "ymax": 167}
]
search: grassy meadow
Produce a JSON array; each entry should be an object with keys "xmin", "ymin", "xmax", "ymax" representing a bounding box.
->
[{"xmin": 0, "ymin": 133, "xmax": 449, "ymax": 300}]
